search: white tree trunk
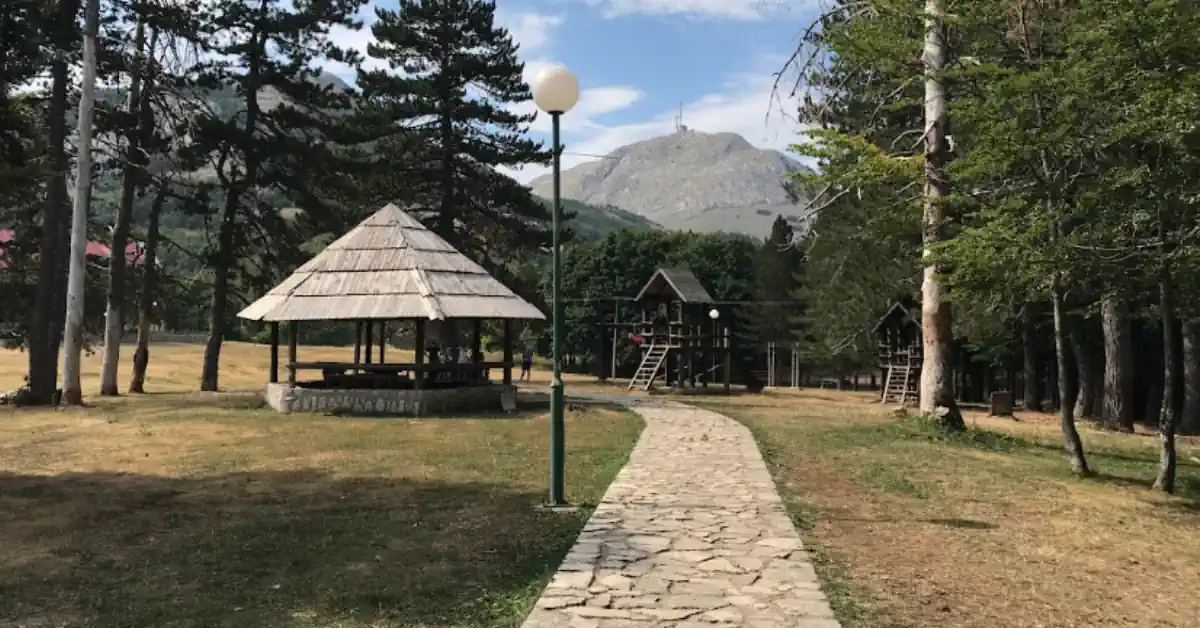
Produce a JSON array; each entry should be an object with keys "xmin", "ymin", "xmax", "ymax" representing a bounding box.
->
[
  {"xmin": 60, "ymin": 0, "xmax": 101, "ymax": 405},
  {"xmin": 918, "ymin": 0, "xmax": 963, "ymax": 429}
]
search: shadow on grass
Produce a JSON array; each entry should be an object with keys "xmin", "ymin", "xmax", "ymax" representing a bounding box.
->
[{"xmin": 0, "ymin": 469, "xmax": 586, "ymax": 628}]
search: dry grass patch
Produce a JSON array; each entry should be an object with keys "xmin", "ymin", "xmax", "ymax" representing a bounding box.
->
[
  {"xmin": 692, "ymin": 390, "xmax": 1200, "ymax": 628},
  {"xmin": 0, "ymin": 345, "xmax": 643, "ymax": 628}
]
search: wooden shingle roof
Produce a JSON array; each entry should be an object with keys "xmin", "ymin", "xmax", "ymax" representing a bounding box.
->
[
  {"xmin": 237, "ymin": 204, "xmax": 546, "ymax": 322},
  {"xmin": 634, "ymin": 268, "xmax": 715, "ymax": 303}
]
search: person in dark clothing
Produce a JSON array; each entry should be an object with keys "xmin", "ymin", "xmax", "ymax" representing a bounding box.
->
[{"xmin": 520, "ymin": 347, "xmax": 534, "ymax": 381}]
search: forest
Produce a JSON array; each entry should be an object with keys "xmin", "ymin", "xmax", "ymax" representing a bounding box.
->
[
  {"xmin": 4, "ymin": 0, "xmax": 1200, "ymax": 495},
  {"xmin": 775, "ymin": 0, "xmax": 1200, "ymax": 494},
  {"xmin": 1, "ymin": 0, "xmax": 588, "ymax": 402}
]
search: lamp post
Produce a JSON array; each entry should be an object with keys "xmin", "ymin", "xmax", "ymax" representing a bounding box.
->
[{"xmin": 532, "ymin": 64, "xmax": 579, "ymax": 508}]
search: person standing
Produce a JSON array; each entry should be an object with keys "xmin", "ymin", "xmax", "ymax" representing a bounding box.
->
[{"xmin": 520, "ymin": 347, "xmax": 534, "ymax": 381}]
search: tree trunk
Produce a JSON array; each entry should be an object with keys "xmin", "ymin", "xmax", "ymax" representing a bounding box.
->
[
  {"xmin": 200, "ymin": 50, "xmax": 264, "ymax": 391},
  {"xmin": 1181, "ymin": 322, "xmax": 1200, "ymax": 435},
  {"xmin": 1154, "ymin": 255, "xmax": 1180, "ymax": 493},
  {"xmin": 1022, "ymin": 305, "xmax": 1041, "ymax": 411},
  {"xmin": 129, "ymin": 186, "xmax": 165, "ymax": 393},
  {"xmin": 1101, "ymin": 296, "xmax": 1135, "ymax": 432},
  {"xmin": 26, "ymin": 0, "xmax": 80, "ymax": 404},
  {"xmin": 918, "ymin": 0, "xmax": 963, "ymax": 430},
  {"xmin": 201, "ymin": 214, "xmax": 234, "ymax": 392},
  {"xmin": 100, "ymin": 17, "xmax": 149, "ymax": 396},
  {"xmin": 60, "ymin": 0, "xmax": 101, "ymax": 406},
  {"xmin": 1052, "ymin": 278, "xmax": 1089, "ymax": 474},
  {"xmin": 1070, "ymin": 317, "xmax": 1097, "ymax": 419}
]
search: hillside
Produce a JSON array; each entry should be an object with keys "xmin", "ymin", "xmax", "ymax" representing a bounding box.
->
[
  {"xmin": 528, "ymin": 130, "xmax": 813, "ymax": 238},
  {"xmin": 549, "ymin": 198, "xmax": 660, "ymax": 240}
]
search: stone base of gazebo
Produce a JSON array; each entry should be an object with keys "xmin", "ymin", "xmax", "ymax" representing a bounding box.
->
[{"xmin": 264, "ymin": 382, "xmax": 515, "ymax": 416}]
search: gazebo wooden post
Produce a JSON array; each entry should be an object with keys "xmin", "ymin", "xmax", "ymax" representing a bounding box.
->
[
  {"xmin": 502, "ymin": 319, "xmax": 513, "ymax": 385},
  {"xmin": 379, "ymin": 321, "xmax": 387, "ymax": 363},
  {"xmin": 269, "ymin": 322, "xmax": 279, "ymax": 383},
  {"xmin": 414, "ymin": 318, "xmax": 426, "ymax": 390},
  {"xmin": 353, "ymin": 321, "xmax": 362, "ymax": 372},
  {"xmin": 364, "ymin": 320, "xmax": 374, "ymax": 365},
  {"xmin": 288, "ymin": 321, "xmax": 298, "ymax": 387},
  {"xmin": 472, "ymin": 319, "xmax": 483, "ymax": 382}
]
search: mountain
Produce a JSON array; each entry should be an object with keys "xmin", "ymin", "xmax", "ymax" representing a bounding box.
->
[
  {"xmin": 548, "ymin": 198, "xmax": 661, "ymax": 240},
  {"xmin": 528, "ymin": 130, "xmax": 813, "ymax": 238},
  {"xmin": 91, "ymin": 73, "xmax": 655, "ymax": 241}
]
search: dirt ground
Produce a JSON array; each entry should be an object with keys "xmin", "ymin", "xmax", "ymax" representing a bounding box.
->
[{"xmin": 693, "ymin": 389, "xmax": 1200, "ymax": 628}]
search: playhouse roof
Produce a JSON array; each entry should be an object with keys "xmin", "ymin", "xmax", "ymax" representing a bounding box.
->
[{"xmin": 634, "ymin": 268, "xmax": 715, "ymax": 304}]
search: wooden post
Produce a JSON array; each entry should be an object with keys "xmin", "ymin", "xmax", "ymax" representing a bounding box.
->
[
  {"xmin": 723, "ymin": 325, "xmax": 731, "ymax": 394},
  {"xmin": 379, "ymin": 321, "xmax": 387, "ymax": 363},
  {"xmin": 353, "ymin": 321, "xmax": 362, "ymax": 372},
  {"xmin": 611, "ymin": 302, "xmax": 620, "ymax": 380},
  {"xmin": 414, "ymin": 318, "xmax": 426, "ymax": 390},
  {"xmin": 269, "ymin": 321, "xmax": 279, "ymax": 384},
  {"xmin": 472, "ymin": 318, "xmax": 483, "ymax": 381},
  {"xmin": 287, "ymin": 321, "xmax": 298, "ymax": 387},
  {"xmin": 597, "ymin": 311, "xmax": 608, "ymax": 381},
  {"xmin": 502, "ymin": 319, "xmax": 513, "ymax": 385},
  {"xmin": 364, "ymin": 320, "xmax": 374, "ymax": 364}
]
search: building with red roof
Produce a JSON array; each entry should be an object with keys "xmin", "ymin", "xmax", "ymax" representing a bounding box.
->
[{"xmin": 0, "ymin": 228, "xmax": 146, "ymax": 268}]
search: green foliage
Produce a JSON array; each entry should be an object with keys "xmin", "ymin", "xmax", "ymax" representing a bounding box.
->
[
  {"xmin": 541, "ymin": 229, "xmax": 757, "ymax": 369},
  {"xmin": 357, "ymin": 0, "xmax": 551, "ymax": 261},
  {"xmin": 740, "ymin": 215, "xmax": 804, "ymax": 348}
]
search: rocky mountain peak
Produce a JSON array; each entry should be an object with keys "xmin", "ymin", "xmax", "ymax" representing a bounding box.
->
[{"xmin": 529, "ymin": 129, "xmax": 812, "ymax": 238}]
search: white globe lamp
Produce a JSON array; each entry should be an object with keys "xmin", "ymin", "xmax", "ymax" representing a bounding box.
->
[
  {"xmin": 531, "ymin": 64, "xmax": 579, "ymax": 114},
  {"xmin": 709, "ymin": 309, "xmax": 720, "ymax": 321}
]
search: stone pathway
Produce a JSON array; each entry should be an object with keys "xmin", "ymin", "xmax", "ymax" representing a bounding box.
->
[{"xmin": 521, "ymin": 400, "xmax": 841, "ymax": 628}]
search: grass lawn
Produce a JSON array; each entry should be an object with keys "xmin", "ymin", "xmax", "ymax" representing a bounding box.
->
[
  {"xmin": 693, "ymin": 390, "xmax": 1200, "ymax": 628},
  {"xmin": 0, "ymin": 343, "xmax": 643, "ymax": 628}
]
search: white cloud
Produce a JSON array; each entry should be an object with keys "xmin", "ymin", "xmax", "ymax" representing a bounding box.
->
[
  {"xmin": 325, "ymin": 8, "xmax": 385, "ymax": 78},
  {"xmin": 324, "ymin": 8, "xmax": 566, "ymax": 81},
  {"xmin": 502, "ymin": 69, "xmax": 809, "ymax": 183},
  {"xmin": 496, "ymin": 11, "xmax": 564, "ymax": 56},
  {"xmin": 570, "ymin": 0, "xmax": 779, "ymax": 20},
  {"xmin": 576, "ymin": 86, "xmax": 643, "ymax": 117}
]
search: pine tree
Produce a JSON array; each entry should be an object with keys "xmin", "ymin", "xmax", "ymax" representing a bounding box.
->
[
  {"xmin": 741, "ymin": 216, "xmax": 803, "ymax": 350},
  {"xmin": 186, "ymin": 0, "xmax": 369, "ymax": 391},
  {"xmin": 358, "ymin": 0, "xmax": 552, "ymax": 260}
]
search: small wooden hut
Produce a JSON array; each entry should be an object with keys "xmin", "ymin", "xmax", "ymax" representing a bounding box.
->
[
  {"xmin": 238, "ymin": 203, "xmax": 544, "ymax": 415},
  {"xmin": 626, "ymin": 268, "xmax": 733, "ymax": 392},
  {"xmin": 872, "ymin": 300, "xmax": 921, "ymax": 405}
]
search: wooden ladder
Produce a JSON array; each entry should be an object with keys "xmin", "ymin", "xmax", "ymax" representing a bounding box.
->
[
  {"xmin": 629, "ymin": 344, "xmax": 670, "ymax": 392},
  {"xmin": 881, "ymin": 363, "xmax": 918, "ymax": 406}
]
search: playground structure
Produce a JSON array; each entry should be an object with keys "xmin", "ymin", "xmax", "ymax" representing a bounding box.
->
[
  {"xmin": 626, "ymin": 268, "xmax": 734, "ymax": 392},
  {"xmin": 874, "ymin": 300, "xmax": 922, "ymax": 406},
  {"xmin": 588, "ymin": 268, "xmax": 764, "ymax": 393},
  {"xmin": 760, "ymin": 341, "xmax": 802, "ymax": 389}
]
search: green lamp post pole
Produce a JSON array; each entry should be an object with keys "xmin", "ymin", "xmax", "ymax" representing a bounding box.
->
[
  {"xmin": 549, "ymin": 111, "xmax": 566, "ymax": 505},
  {"xmin": 532, "ymin": 64, "xmax": 579, "ymax": 508}
]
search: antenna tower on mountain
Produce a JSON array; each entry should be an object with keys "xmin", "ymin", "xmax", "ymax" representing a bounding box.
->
[{"xmin": 675, "ymin": 102, "xmax": 688, "ymax": 132}]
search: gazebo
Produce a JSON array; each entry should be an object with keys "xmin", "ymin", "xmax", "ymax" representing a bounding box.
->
[{"xmin": 238, "ymin": 203, "xmax": 545, "ymax": 415}]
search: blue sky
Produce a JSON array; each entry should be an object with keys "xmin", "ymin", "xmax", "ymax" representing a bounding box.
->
[{"xmin": 326, "ymin": 0, "xmax": 822, "ymax": 182}]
